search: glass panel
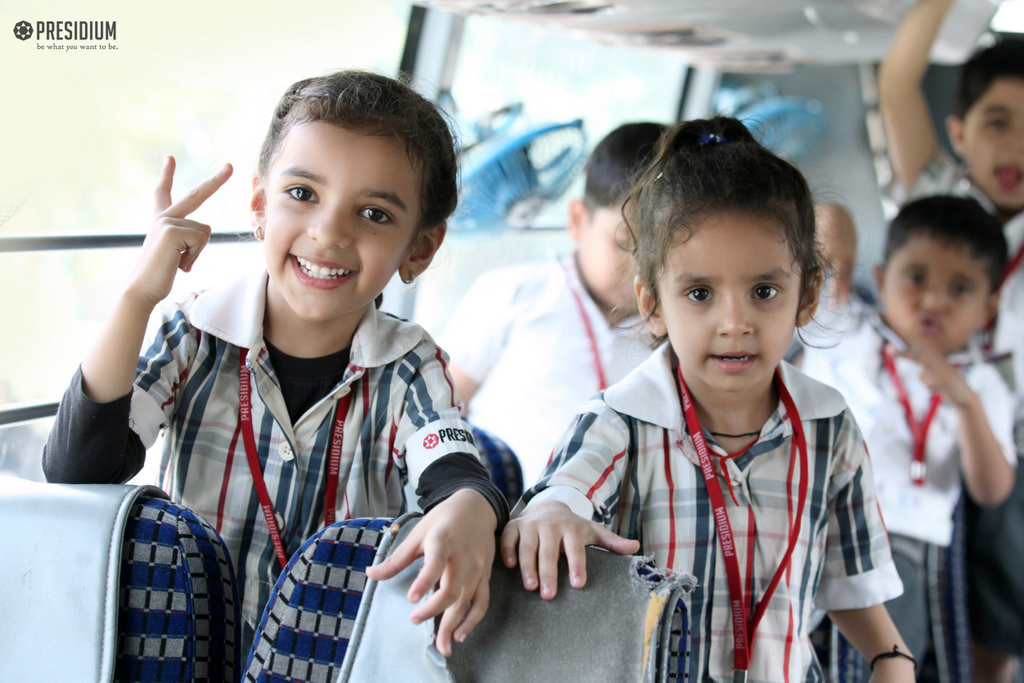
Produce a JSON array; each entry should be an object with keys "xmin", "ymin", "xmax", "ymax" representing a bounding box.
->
[{"xmin": 447, "ymin": 15, "xmax": 688, "ymax": 228}]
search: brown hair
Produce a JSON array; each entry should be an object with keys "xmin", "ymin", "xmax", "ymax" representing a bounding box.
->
[
  {"xmin": 624, "ymin": 116, "xmax": 822, "ymax": 345},
  {"xmin": 257, "ymin": 70, "xmax": 458, "ymax": 233}
]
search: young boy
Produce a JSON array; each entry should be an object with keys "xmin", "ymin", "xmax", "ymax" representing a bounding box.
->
[
  {"xmin": 801, "ymin": 195, "xmax": 1016, "ymax": 679},
  {"xmin": 880, "ymin": 7, "xmax": 1024, "ymax": 679},
  {"xmin": 439, "ymin": 122, "xmax": 664, "ymax": 486}
]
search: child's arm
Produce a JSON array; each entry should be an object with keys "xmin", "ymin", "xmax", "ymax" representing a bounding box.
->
[
  {"xmin": 499, "ymin": 499, "xmax": 640, "ymax": 599},
  {"xmin": 80, "ymin": 156, "xmax": 232, "ymax": 402},
  {"xmin": 365, "ymin": 488, "xmax": 498, "ymax": 658},
  {"xmin": 901, "ymin": 347, "xmax": 1014, "ymax": 506},
  {"xmin": 877, "ymin": 0, "xmax": 955, "ymax": 192},
  {"xmin": 827, "ymin": 605, "xmax": 915, "ymax": 682}
]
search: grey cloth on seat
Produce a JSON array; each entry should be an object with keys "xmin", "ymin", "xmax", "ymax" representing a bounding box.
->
[{"xmin": 340, "ymin": 514, "xmax": 696, "ymax": 683}]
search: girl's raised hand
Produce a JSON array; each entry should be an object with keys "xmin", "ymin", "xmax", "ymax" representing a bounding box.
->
[{"xmin": 126, "ymin": 156, "xmax": 233, "ymax": 309}]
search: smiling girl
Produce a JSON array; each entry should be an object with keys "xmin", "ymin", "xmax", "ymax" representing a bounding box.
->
[
  {"xmin": 501, "ymin": 117, "xmax": 913, "ymax": 682},
  {"xmin": 43, "ymin": 71, "xmax": 506, "ymax": 662}
]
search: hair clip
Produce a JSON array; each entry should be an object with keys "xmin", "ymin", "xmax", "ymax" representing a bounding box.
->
[
  {"xmin": 698, "ymin": 134, "xmax": 727, "ymax": 146},
  {"xmin": 654, "ymin": 171, "xmax": 664, "ymax": 181}
]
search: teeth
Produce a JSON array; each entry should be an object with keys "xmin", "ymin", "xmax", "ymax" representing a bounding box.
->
[
  {"xmin": 719, "ymin": 355, "xmax": 751, "ymax": 361},
  {"xmin": 295, "ymin": 256, "xmax": 351, "ymax": 280}
]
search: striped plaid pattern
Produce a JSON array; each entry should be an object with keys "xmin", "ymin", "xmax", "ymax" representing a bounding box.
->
[
  {"xmin": 244, "ymin": 517, "xmax": 390, "ymax": 683},
  {"xmin": 130, "ymin": 273, "xmax": 475, "ymax": 636},
  {"xmin": 524, "ymin": 348, "xmax": 899, "ymax": 683},
  {"xmin": 117, "ymin": 495, "xmax": 242, "ymax": 682}
]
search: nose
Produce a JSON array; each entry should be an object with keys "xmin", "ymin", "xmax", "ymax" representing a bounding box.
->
[
  {"xmin": 920, "ymin": 285, "xmax": 948, "ymax": 312},
  {"xmin": 717, "ymin": 294, "xmax": 753, "ymax": 337},
  {"xmin": 308, "ymin": 205, "xmax": 353, "ymax": 249}
]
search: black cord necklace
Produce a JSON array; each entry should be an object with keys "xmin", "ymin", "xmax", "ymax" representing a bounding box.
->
[{"xmin": 709, "ymin": 430, "xmax": 760, "ymax": 438}]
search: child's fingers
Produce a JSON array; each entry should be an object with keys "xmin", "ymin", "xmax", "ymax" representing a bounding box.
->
[
  {"xmin": 406, "ymin": 544, "xmax": 447, "ymax": 605},
  {"xmin": 594, "ymin": 526, "xmax": 642, "ymax": 556},
  {"xmin": 153, "ymin": 155, "xmax": 175, "ymax": 215},
  {"xmin": 452, "ymin": 578, "xmax": 490, "ymax": 645},
  {"xmin": 536, "ymin": 526, "xmax": 563, "ymax": 600},
  {"xmin": 364, "ymin": 528, "xmax": 424, "ymax": 582},
  {"xmin": 562, "ymin": 533, "xmax": 589, "ymax": 590},
  {"xmin": 162, "ymin": 163, "xmax": 233, "ymax": 220},
  {"xmin": 516, "ymin": 526, "xmax": 541, "ymax": 592},
  {"xmin": 175, "ymin": 221, "xmax": 212, "ymax": 272},
  {"xmin": 499, "ymin": 523, "xmax": 520, "ymax": 568},
  {"xmin": 432, "ymin": 590, "xmax": 472, "ymax": 657}
]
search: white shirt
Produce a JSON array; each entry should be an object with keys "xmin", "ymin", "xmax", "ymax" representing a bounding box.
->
[
  {"xmin": 802, "ymin": 317, "xmax": 1016, "ymax": 546},
  {"xmin": 439, "ymin": 254, "xmax": 652, "ymax": 485}
]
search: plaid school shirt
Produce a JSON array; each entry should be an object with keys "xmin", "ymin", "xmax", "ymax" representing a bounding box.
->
[
  {"xmin": 522, "ymin": 344, "xmax": 902, "ymax": 683},
  {"xmin": 130, "ymin": 271, "xmax": 480, "ymax": 631}
]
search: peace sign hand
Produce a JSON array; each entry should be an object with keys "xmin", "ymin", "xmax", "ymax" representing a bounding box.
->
[{"xmin": 125, "ymin": 156, "xmax": 233, "ymax": 309}]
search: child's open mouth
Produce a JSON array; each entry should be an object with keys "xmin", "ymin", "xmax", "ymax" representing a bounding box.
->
[
  {"xmin": 996, "ymin": 165, "xmax": 1023, "ymax": 194},
  {"xmin": 919, "ymin": 315, "xmax": 942, "ymax": 337},
  {"xmin": 711, "ymin": 353, "xmax": 758, "ymax": 373}
]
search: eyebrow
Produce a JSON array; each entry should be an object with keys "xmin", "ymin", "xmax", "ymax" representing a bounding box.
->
[
  {"xmin": 981, "ymin": 105, "xmax": 1013, "ymax": 116},
  {"xmin": 673, "ymin": 267, "xmax": 789, "ymax": 287},
  {"xmin": 278, "ymin": 166, "xmax": 409, "ymax": 213}
]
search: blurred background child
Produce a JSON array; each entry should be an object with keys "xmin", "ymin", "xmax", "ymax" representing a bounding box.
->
[
  {"xmin": 802, "ymin": 195, "xmax": 1015, "ymax": 680},
  {"xmin": 880, "ymin": 3, "xmax": 1024, "ymax": 679},
  {"xmin": 439, "ymin": 122, "xmax": 665, "ymax": 486}
]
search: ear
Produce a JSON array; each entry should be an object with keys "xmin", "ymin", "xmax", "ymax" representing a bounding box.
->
[
  {"xmin": 250, "ymin": 177, "xmax": 266, "ymax": 230},
  {"xmin": 402, "ymin": 223, "xmax": 447, "ymax": 277},
  {"xmin": 796, "ymin": 271, "xmax": 824, "ymax": 327},
  {"xmin": 946, "ymin": 115, "xmax": 966, "ymax": 158},
  {"xmin": 566, "ymin": 199, "xmax": 590, "ymax": 242},
  {"xmin": 635, "ymin": 276, "xmax": 667, "ymax": 337}
]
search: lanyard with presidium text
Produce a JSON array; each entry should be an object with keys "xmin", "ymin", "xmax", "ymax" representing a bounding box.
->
[
  {"xmin": 676, "ymin": 365, "xmax": 809, "ymax": 683},
  {"xmin": 238, "ymin": 348, "xmax": 353, "ymax": 569}
]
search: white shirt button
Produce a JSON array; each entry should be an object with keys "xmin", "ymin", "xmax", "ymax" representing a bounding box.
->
[
  {"xmin": 279, "ymin": 442, "xmax": 295, "ymax": 461},
  {"xmin": 274, "ymin": 512, "xmax": 285, "ymax": 531},
  {"xmin": 338, "ymin": 385, "xmax": 351, "ymax": 397}
]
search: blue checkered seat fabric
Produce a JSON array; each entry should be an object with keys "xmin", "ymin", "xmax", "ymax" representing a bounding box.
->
[
  {"xmin": 117, "ymin": 495, "xmax": 243, "ymax": 682},
  {"xmin": 470, "ymin": 425, "xmax": 524, "ymax": 509},
  {"xmin": 244, "ymin": 518, "xmax": 391, "ymax": 683}
]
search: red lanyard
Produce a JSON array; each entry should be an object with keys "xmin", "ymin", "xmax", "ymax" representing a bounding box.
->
[
  {"xmin": 563, "ymin": 258, "xmax": 608, "ymax": 391},
  {"xmin": 881, "ymin": 351, "xmax": 941, "ymax": 486},
  {"xmin": 239, "ymin": 348, "xmax": 353, "ymax": 569},
  {"xmin": 676, "ymin": 366, "xmax": 808, "ymax": 681}
]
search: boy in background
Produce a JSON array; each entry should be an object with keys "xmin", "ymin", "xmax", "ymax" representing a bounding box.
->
[
  {"xmin": 880, "ymin": 3, "xmax": 1024, "ymax": 679},
  {"xmin": 439, "ymin": 122, "xmax": 664, "ymax": 486},
  {"xmin": 802, "ymin": 195, "xmax": 1016, "ymax": 680}
]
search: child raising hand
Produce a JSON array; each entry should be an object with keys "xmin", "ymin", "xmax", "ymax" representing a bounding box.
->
[
  {"xmin": 44, "ymin": 71, "xmax": 507, "ymax": 659},
  {"xmin": 502, "ymin": 118, "xmax": 913, "ymax": 682}
]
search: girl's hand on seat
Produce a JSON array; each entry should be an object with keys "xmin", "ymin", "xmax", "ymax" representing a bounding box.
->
[
  {"xmin": 499, "ymin": 500, "xmax": 639, "ymax": 600},
  {"xmin": 365, "ymin": 488, "xmax": 497, "ymax": 657}
]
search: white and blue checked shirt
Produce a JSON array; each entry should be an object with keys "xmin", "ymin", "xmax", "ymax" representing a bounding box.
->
[
  {"xmin": 130, "ymin": 271, "xmax": 480, "ymax": 630},
  {"xmin": 522, "ymin": 344, "xmax": 902, "ymax": 683}
]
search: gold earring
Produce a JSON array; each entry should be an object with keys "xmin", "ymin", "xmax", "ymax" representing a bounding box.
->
[{"xmin": 254, "ymin": 225, "xmax": 264, "ymax": 240}]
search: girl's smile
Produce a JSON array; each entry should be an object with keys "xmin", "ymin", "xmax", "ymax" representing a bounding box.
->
[{"xmin": 252, "ymin": 121, "xmax": 440, "ymax": 357}]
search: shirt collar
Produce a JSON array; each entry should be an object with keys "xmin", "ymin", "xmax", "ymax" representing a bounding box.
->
[
  {"xmin": 604, "ymin": 343, "xmax": 848, "ymax": 432},
  {"xmin": 189, "ymin": 270, "xmax": 426, "ymax": 369}
]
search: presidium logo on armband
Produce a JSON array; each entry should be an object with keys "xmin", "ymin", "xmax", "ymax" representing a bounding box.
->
[{"xmin": 422, "ymin": 427, "xmax": 476, "ymax": 450}]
